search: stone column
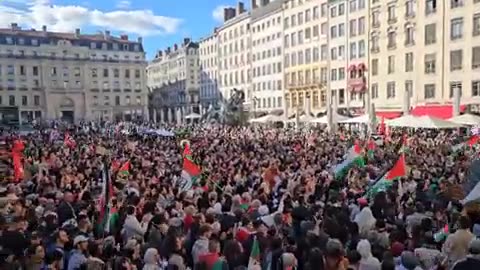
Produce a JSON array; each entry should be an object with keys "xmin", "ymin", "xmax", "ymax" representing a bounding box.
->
[
  {"xmin": 153, "ymin": 109, "xmax": 157, "ymax": 123},
  {"xmin": 402, "ymin": 88, "xmax": 410, "ymax": 115},
  {"xmin": 453, "ymin": 86, "xmax": 461, "ymax": 117}
]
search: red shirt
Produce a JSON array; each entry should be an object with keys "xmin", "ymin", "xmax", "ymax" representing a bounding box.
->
[{"xmin": 198, "ymin": 252, "xmax": 220, "ymax": 270}]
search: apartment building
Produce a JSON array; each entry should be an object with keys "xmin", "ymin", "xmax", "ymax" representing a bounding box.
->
[
  {"xmin": 329, "ymin": 0, "xmax": 368, "ymax": 110},
  {"xmin": 251, "ymin": 0, "xmax": 285, "ymax": 113},
  {"xmin": 367, "ymin": 0, "xmax": 480, "ymax": 116},
  {"xmin": 217, "ymin": 2, "xmax": 252, "ymax": 103},
  {"xmin": 283, "ymin": 0, "xmax": 329, "ymax": 115},
  {"xmin": 147, "ymin": 39, "xmax": 200, "ymax": 123},
  {"xmin": 199, "ymin": 33, "xmax": 220, "ymax": 112},
  {"xmin": 0, "ymin": 24, "xmax": 148, "ymax": 123}
]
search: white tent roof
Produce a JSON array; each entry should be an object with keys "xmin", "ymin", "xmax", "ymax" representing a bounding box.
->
[
  {"xmin": 249, "ymin": 114, "xmax": 283, "ymax": 123},
  {"xmin": 449, "ymin": 113, "xmax": 480, "ymax": 126},
  {"xmin": 388, "ymin": 115, "xmax": 464, "ymax": 129},
  {"xmin": 339, "ymin": 114, "xmax": 370, "ymax": 124},
  {"xmin": 310, "ymin": 114, "xmax": 350, "ymax": 124},
  {"xmin": 185, "ymin": 113, "xmax": 201, "ymax": 119}
]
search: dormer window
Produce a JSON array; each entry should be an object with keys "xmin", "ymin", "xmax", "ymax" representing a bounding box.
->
[
  {"xmin": 134, "ymin": 44, "xmax": 139, "ymax": 51},
  {"xmin": 90, "ymin": 42, "xmax": 96, "ymax": 49},
  {"xmin": 113, "ymin": 43, "xmax": 119, "ymax": 50},
  {"xmin": 123, "ymin": 44, "xmax": 129, "ymax": 51},
  {"xmin": 18, "ymin": 38, "xmax": 25, "ymax": 45},
  {"xmin": 6, "ymin": 37, "xmax": 13, "ymax": 44},
  {"xmin": 102, "ymin": 43, "xmax": 107, "ymax": 50},
  {"xmin": 32, "ymin": 39, "xmax": 38, "ymax": 46}
]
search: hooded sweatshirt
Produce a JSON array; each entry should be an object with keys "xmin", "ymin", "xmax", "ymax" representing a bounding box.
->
[{"xmin": 357, "ymin": 240, "xmax": 381, "ymax": 270}]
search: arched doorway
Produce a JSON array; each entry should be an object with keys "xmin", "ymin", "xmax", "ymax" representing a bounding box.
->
[{"xmin": 59, "ymin": 97, "xmax": 75, "ymax": 123}]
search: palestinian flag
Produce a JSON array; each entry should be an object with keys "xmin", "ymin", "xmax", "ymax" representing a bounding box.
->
[
  {"xmin": 367, "ymin": 139, "xmax": 376, "ymax": 159},
  {"xmin": 333, "ymin": 142, "xmax": 365, "ymax": 180},
  {"xmin": 118, "ymin": 160, "xmax": 130, "ymax": 176},
  {"xmin": 97, "ymin": 162, "xmax": 113, "ymax": 235},
  {"xmin": 105, "ymin": 207, "xmax": 119, "ymax": 234},
  {"xmin": 178, "ymin": 143, "xmax": 201, "ymax": 192},
  {"xmin": 367, "ymin": 151, "xmax": 407, "ymax": 198},
  {"xmin": 248, "ymin": 236, "xmax": 261, "ymax": 269},
  {"xmin": 452, "ymin": 135, "xmax": 479, "ymax": 152}
]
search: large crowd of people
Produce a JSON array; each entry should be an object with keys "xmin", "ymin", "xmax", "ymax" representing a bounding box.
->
[{"xmin": 0, "ymin": 122, "xmax": 479, "ymax": 270}]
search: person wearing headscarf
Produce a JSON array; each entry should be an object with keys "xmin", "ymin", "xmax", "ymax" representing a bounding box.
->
[
  {"xmin": 143, "ymin": 248, "xmax": 161, "ymax": 270},
  {"xmin": 356, "ymin": 240, "xmax": 381, "ymax": 270},
  {"xmin": 354, "ymin": 200, "xmax": 376, "ymax": 237}
]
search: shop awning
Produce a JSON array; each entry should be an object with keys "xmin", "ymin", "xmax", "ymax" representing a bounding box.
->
[
  {"xmin": 411, "ymin": 105, "xmax": 466, "ymax": 119},
  {"xmin": 376, "ymin": 111, "xmax": 402, "ymax": 119}
]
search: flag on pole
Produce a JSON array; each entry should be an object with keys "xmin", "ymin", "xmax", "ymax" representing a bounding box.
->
[
  {"xmin": 12, "ymin": 139, "xmax": 25, "ymax": 182},
  {"xmin": 248, "ymin": 236, "xmax": 261, "ymax": 269},
  {"xmin": 118, "ymin": 160, "xmax": 130, "ymax": 176},
  {"xmin": 452, "ymin": 135, "xmax": 480, "ymax": 152},
  {"xmin": 333, "ymin": 141, "xmax": 365, "ymax": 180},
  {"xmin": 367, "ymin": 151, "xmax": 407, "ymax": 198},
  {"xmin": 97, "ymin": 162, "xmax": 113, "ymax": 234},
  {"xmin": 178, "ymin": 143, "xmax": 201, "ymax": 192},
  {"xmin": 367, "ymin": 139, "xmax": 376, "ymax": 159}
]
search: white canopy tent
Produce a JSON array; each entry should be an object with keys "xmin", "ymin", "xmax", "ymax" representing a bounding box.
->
[
  {"xmin": 185, "ymin": 113, "xmax": 202, "ymax": 120},
  {"xmin": 310, "ymin": 114, "xmax": 350, "ymax": 124},
  {"xmin": 249, "ymin": 114, "xmax": 284, "ymax": 123},
  {"xmin": 388, "ymin": 115, "xmax": 463, "ymax": 129},
  {"xmin": 449, "ymin": 113, "xmax": 480, "ymax": 126},
  {"xmin": 339, "ymin": 114, "xmax": 370, "ymax": 124}
]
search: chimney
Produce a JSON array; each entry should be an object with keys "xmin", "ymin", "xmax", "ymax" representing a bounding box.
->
[
  {"xmin": 183, "ymin": 38, "xmax": 191, "ymax": 45},
  {"xmin": 158, "ymin": 50, "xmax": 163, "ymax": 56},
  {"xmin": 174, "ymin": 44, "xmax": 178, "ymax": 50},
  {"xmin": 137, "ymin": 37, "xmax": 143, "ymax": 43},
  {"xmin": 120, "ymin": 34, "xmax": 129, "ymax": 40},
  {"xmin": 167, "ymin": 47, "xmax": 171, "ymax": 53},
  {"xmin": 260, "ymin": 0, "xmax": 270, "ymax": 6},
  {"xmin": 237, "ymin": 2, "xmax": 245, "ymax": 14},
  {"xmin": 104, "ymin": 30, "xmax": 110, "ymax": 39},
  {"xmin": 75, "ymin": 28, "xmax": 80, "ymax": 37},
  {"xmin": 11, "ymin": 23, "xmax": 19, "ymax": 31},
  {"xmin": 42, "ymin": 25, "xmax": 47, "ymax": 32},
  {"xmin": 251, "ymin": 0, "xmax": 257, "ymax": 9}
]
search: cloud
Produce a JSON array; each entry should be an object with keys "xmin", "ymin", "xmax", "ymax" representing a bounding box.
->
[
  {"xmin": 212, "ymin": 5, "xmax": 231, "ymax": 23},
  {"xmin": 116, "ymin": 0, "xmax": 131, "ymax": 9},
  {"xmin": 0, "ymin": 0, "xmax": 182, "ymax": 36}
]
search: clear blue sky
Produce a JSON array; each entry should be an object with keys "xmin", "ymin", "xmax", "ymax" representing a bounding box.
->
[{"xmin": 0, "ymin": 0, "xmax": 251, "ymax": 59}]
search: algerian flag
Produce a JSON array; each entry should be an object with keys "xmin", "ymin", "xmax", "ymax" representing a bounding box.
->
[
  {"xmin": 248, "ymin": 236, "xmax": 261, "ymax": 269},
  {"xmin": 452, "ymin": 135, "xmax": 479, "ymax": 153},
  {"xmin": 333, "ymin": 142, "xmax": 365, "ymax": 180},
  {"xmin": 118, "ymin": 160, "xmax": 130, "ymax": 176}
]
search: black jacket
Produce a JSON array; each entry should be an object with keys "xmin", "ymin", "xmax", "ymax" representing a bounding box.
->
[{"xmin": 452, "ymin": 256, "xmax": 480, "ymax": 270}]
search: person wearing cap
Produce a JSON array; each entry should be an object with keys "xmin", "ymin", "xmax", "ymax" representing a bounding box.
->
[
  {"xmin": 452, "ymin": 238, "xmax": 480, "ymax": 270},
  {"xmin": 67, "ymin": 235, "xmax": 88, "ymax": 270}
]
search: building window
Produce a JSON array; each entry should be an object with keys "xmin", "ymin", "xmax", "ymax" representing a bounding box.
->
[
  {"xmin": 371, "ymin": 59, "xmax": 378, "ymax": 75},
  {"xmin": 103, "ymin": 68, "xmax": 109, "ymax": 77},
  {"xmin": 91, "ymin": 68, "xmax": 97, "ymax": 78},
  {"xmin": 474, "ymin": 13, "xmax": 480, "ymax": 36},
  {"xmin": 424, "ymin": 84, "xmax": 436, "ymax": 99},
  {"xmin": 371, "ymin": 35, "xmax": 379, "ymax": 52},
  {"xmin": 425, "ymin": 53, "xmax": 436, "ymax": 74},
  {"xmin": 34, "ymin": 95, "xmax": 40, "ymax": 106},
  {"xmin": 425, "ymin": 24, "xmax": 436, "ymax": 44},
  {"xmin": 472, "ymin": 47, "xmax": 480, "ymax": 69},
  {"xmin": 114, "ymin": 69, "xmax": 119, "ymax": 78},
  {"xmin": 451, "ymin": 0, "xmax": 464, "ymax": 9},
  {"xmin": 372, "ymin": 11, "xmax": 380, "ymax": 27},
  {"xmin": 350, "ymin": 42, "xmax": 357, "ymax": 59},
  {"xmin": 472, "ymin": 80, "xmax": 480, "ymax": 96},
  {"xmin": 51, "ymin": 67, "xmax": 57, "ymax": 76},
  {"xmin": 125, "ymin": 69, "xmax": 130, "ymax": 78},
  {"xmin": 405, "ymin": 52, "xmax": 414, "ymax": 72},
  {"xmin": 449, "ymin": 82, "xmax": 462, "ymax": 98},
  {"xmin": 371, "ymin": 83, "xmax": 379, "ymax": 99},
  {"xmin": 406, "ymin": 0, "xmax": 415, "ymax": 17},
  {"xmin": 450, "ymin": 50, "xmax": 463, "ymax": 71},
  {"xmin": 387, "ymin": 31, "xmax": 396, "ymax": 49},
  {"xmin": 22, "ymin": 96, "xmax": 27, "ymax": 106},
  {"xmin": 33, "ymin": 66, "xmax": 39, "ymax": 76},
  {"xmin": 387, "ymin": 82, "xmax": 396, "ymax": 99},
  {"xmin": 387, "ymin": 5, "xmax": 396, "ymax": 23},
  {"xmin": 388, "ymin": 56, "xmax": 395, "ymax": 74},
  {"xmin": 19, "ymin": 65, "xmax": 25, "ymax": 76},
  {"xmin": 405, "ymin": 80, "xmax": 413, "ymax": 98},
  {"xmin": 426, "ymin": 0, "xmax": 437, "ymax": 15},
  {"xmin": 9, "ymin": 95, "xmax": 15, "ymax": 106},
  {"xmin": 451, "ymin": 18, "xmax": 464, "ymax": 40},
  {"xmin": 358, "ymin": 40, "xmax": 365, "ymax": 57},
  {"xmin": 405, "ymin": 26, "xmax": 415, "ymax": 45}
]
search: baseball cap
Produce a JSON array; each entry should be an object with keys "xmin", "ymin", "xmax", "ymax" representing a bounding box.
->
[{"xmin": 73, "ymin": 235, "xmax": 89, "ymax": 246}]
